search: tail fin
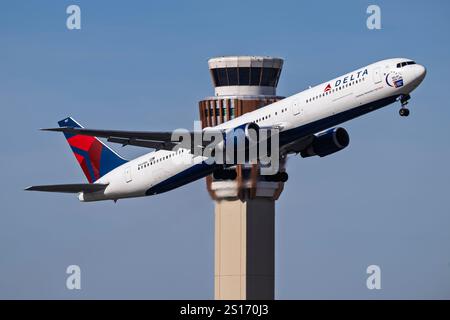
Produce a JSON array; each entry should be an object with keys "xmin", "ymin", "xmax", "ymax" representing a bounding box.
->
[{"xmin": 58, "ymin": 117, "xmax": 128, "ymax": 183}]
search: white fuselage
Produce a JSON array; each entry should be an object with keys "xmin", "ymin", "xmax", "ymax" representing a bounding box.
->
[{"xmin": 81, "ymin": 58, "xmax": 426, "ymax": 202}]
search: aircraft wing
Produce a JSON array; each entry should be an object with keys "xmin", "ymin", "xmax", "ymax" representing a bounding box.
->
[
  {"xmin": 42, "ymin": 127, "xmax": 193, "ymax": 151},
  {"xmin": 43, "ymin": 124, "xmax": 284, "ymax": 152},
  {"xmin": 25, "ymin": 183, "xmax": 108, "ymax": 193},
  {"xmin": 279, "ymin": 135, "xmax": 315, "ymax": 156}
]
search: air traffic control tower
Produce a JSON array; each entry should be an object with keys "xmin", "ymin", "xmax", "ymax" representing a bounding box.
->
[{"xmin": 198, "ymin": 56, "xmax": 286, "ymax": 300}]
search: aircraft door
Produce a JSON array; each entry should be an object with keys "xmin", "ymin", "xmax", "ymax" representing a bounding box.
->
[
  {"xmin": 373, "ymin": 67, "xmax": 382, "ymax": 84},
  {"xmin": 292, "ymin": 100, "xmax": 303, "ymax": 116},
  {"xmin": 124, "ymin": 167, "xmax": 132, "ymax": 183}
]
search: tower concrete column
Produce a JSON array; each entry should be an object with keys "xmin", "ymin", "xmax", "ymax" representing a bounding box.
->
[{"xmin": 215, "ymin": 198, "xmax": 275, "ymax": 300}]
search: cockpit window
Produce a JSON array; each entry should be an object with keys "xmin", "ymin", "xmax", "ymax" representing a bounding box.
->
[{"xmin": 397, "ymin": 61, "xmax": 416, "ymax": 68}]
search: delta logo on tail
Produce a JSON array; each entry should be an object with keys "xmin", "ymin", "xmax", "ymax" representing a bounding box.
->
[{"xmin": 58, "ymin": 117, "xmax": 127, "ymax": 183}]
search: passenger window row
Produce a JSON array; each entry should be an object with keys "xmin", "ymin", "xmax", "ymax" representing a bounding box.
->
[
  {"xmin": 138, "ymin": 149, "xmax": 188, "ymax": 170},
  {"xmin": 254, "ymin": 107, "xmax": 288, "ymax": 124}
]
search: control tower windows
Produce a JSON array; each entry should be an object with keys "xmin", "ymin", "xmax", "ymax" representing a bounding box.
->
[
  {"xmin": 227, "ymin": 67, "xmax": 238, "ymax": 85},
  {"xmin": 261, "ymin": 68, "xmax": 278, "ymax": 87},
  {"xmin": 275, "ymin": 68, "xmax": 282, "ymax": 86},
  {"xmin": 211, "ymin": 67, "xmax": 281, "ymax": 87},
  {"xmin": 239, "ymin": 67, "xmax": 250, "ymax": 85},
  {"xmin": 216, "ymin": 68, "xmax": 228, "ymax": 86},
  {"xmin": 250, "ymin": 67, "xmax": 262, "ymax": 85}
]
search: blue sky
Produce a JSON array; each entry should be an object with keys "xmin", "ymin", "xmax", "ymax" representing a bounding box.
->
[{"xmin": 1, "ymin": 0, "xmax": 449, "ymax": 299}]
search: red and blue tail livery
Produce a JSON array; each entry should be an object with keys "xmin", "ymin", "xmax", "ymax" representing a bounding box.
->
[{"xmin": 58, "ymin": 117, "xmax": 128, "ymax": 183}]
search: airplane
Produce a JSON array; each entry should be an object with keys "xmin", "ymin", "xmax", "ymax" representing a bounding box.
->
[{"xmin": 26, "ymin": 58, "xmax": 426, "ymax": 202}]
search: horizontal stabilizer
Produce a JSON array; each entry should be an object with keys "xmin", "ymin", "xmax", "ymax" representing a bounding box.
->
[{"xmin": 25, "ymin": 183, "xmax": 108, "ymax": 194}]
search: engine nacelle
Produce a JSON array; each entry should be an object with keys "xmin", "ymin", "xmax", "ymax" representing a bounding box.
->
[{"xmin": 300, "ymin": 127, "xmax": 349, "ymax": 158}]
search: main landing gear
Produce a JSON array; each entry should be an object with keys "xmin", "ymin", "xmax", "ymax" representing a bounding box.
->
[{"xmin": 398, "ymin": 94, "xmax": 411, "ymax": 117}]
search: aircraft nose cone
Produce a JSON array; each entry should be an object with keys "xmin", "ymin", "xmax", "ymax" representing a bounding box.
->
[{"xmin": 416, "ymin": 64, "xmax": 427, "ymax": 82}]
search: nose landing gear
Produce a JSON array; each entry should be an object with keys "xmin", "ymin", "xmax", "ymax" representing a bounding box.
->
[
  {"xmin": 398, "ymin": 94, "xmax": 411, "ymax": 117},
  {"xmin": 399, "ymin": 108, "xmax": 410, "ymax": 117}
]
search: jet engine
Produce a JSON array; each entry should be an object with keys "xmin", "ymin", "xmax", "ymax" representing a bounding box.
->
[{"xmin": 300, "ymin": 127, "xmax": 349, "ymax": 158}]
